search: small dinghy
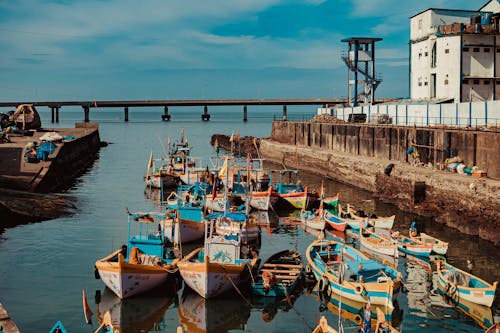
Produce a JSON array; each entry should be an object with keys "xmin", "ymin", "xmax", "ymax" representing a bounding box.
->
[
  {"xmin": 252, "ymin": 249, "xmax": 304, "ymax": 297},
  {"xmin": 436, "ymin": 260, "xmax": 498, "ymax": 307}
]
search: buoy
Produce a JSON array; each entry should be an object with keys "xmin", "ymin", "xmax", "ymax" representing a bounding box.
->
[{"xmin": 355, "ymin": 284, "xmax": 365, "ymax": 295}]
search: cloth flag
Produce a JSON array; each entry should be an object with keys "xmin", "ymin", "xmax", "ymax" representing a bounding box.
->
[
  {"xmin": 82, "ymin": 289, "xmax": 93, "ymax": 324},
  {"xmin": 213, "ymin": 138, "xmax": 219, "ymax": 155},
  {"xmin": 212, "ymin": 174, "xmax": 217, "ymax": 201},
  {"xmin": 318, "ymin": 181, "xmax": 324, "ymax": 211},
  {"xmin": 167, "ymin": 135, "xmax": 171, "ymax": 153},
  {"xmin": 218, "ymin": 156, "xmax": 228, "ymax": 179}
]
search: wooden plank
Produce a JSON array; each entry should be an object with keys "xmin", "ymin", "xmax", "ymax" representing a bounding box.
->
[
  {"xmin": 262, "ymin": 263, "xmax": 303, "ymax": 269},
  {"xmin": 260, "ymin": 268, "xmax": 301, "ymax": 275}
]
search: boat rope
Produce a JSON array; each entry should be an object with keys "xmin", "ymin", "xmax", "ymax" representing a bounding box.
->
[
  {"xmin": 216, "ymin": 263, "xmax": 253, "ymax": 307},
  {"xmin": 282, "ymin": 281, "xmax": 315, "ymax": 332},
  {"xmin": 245, "ymin": 262, "xmax": 256, "ymax": 284}
]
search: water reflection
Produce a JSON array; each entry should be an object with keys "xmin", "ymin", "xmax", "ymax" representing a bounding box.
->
[
  {"xmin": 251, "ymin": 281, "xmax": 304, "ymax": 323},
  {"xmin": 178, "ymin": 288, "xmax": 251, "ymax": 333},
  {"xmin": 96, "ymin": 287, "xmax": 174, "ymax": 333},
  {"xmin": 306, "ymin": 285, "xmax": 402, "ymax": 330}
]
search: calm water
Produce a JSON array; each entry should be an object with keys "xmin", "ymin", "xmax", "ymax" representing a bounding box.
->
[{"xmin": 0, "ymin": 107, "xmax": 498, "ymax": 333}]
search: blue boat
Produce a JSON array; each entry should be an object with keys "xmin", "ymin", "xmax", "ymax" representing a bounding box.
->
[
  {"xmin": 252, "ymin": 250, "xmax": 303, "ymax": 297},
  {"xmin": 49, "ymin": 321, "xmax": 67, "ymax": 333},
  {"xmin": 164, "ymin": 183, "xmax": 207, "ymax": 243},
  {"xmin": 306, "ymin": 239, "xmax": 401, "ymax": 310}
]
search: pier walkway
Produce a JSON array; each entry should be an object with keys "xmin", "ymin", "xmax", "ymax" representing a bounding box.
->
[{"xmin": 0, "ymin": 98, "xmax": 394, "ymax": 122}]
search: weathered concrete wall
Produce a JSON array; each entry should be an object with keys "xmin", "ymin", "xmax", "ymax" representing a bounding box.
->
[
  {"xmin": 262, "ymin": 124, "xmax": 500, "ymax": 245},
  {"xmin": 271, "ymin": 121, "xmax": 500, "ymax": 179}
]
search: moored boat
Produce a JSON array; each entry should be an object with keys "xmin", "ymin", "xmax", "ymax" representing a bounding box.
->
[
  {"xmin": 300, "ymin": 209, "xmax": 326, "ymax": 231},
  {"xmin": 311, "ymin": 316, "xmax": 338, "ymax": 333},
  {"xmin": 306, "ymin": 239, "xmax": 401, "ymax": 309},
  {"xmin": 390, "ymin": 231, "xmax": 433, "ymax": 257},
  {"xmin": 436, "ymin": 260, "xmax": 498, "ymax": 307},
  {"xmin": 408, "ymin": 223, "xmax": 448, "ymax": 255},
  {"xmin": 271, "ymin": 169, "xmax": 308, "ymax": 210},
  {"xmin": 485, "ymin": 323, "xmax": 499, "ymax": 333},
  {"xmin": 49, "ymin": 321, "xmax": 68, "ymax": 333},
  {"xmin": 252, "ymin": 250, "xmax": 303, "ymax": 297},
  {"xmin": 93, "ymin": 311, "xmax": 114, "ymax": 333},
  {"xmin": 178, "ymin": 221, "xmax": 260, "ymax": 299},
  {"xmin": 95, "ymin": 211, "xmax": 180, "ymax": 299},
  {"xmin": 359, "ymin": 226, "xmax": 399, "ymax": 258},
  {"xmin": 324, "ymin": 210, "xmax": 347, "ymax": 232},
  {"xmin": 211, "ymin": 211, "xmax": 260, "ymax": 243},
  {"xmin": 338, "ymin": 204, "xmax": 368, "ymax": 230}
]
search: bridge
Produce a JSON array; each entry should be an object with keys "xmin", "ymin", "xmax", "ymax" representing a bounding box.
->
[{"xmin": 0, "ymin": 98, "xmax": 395, "ymax": 122}]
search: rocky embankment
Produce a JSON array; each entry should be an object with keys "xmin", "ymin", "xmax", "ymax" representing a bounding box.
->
[
  {"xmin": 210, "ymin": 134, "xmax": 264, "ymax": 157},
  {"xmin": 0, "ymin": 188, "xmax": 76, "ymax": 227}
]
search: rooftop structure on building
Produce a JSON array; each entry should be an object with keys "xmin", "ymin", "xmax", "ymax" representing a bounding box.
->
[{"xmin": 410, "ymin": 0, "xmax": 500, "ymax": 103}]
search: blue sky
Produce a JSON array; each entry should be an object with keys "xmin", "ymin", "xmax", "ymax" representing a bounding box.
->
[{"xmin": 0, "ymin": 0, "xmax": 487, "ymax": 102}]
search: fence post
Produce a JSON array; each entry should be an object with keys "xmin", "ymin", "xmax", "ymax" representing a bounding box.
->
[
  {"xmin": 484, "ymin": 101, "xmax": 488, "ymax": 126},
  {"xmin": 406, "ymin": 104, "xmax": 408, "ymax": 125},
  {"xmin": 426, "ymin": 103, "xmax": 429, "ymax": 126},
  {"xmin": 468, "ymin": 102, "xmax": 472, "ymax": 127}
]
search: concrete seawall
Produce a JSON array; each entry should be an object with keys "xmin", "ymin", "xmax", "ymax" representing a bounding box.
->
[
  {"xmin": 0, "ymin": 123, "xmax": 101, "ymax": 224},
  {"xmin": 261, "ymin": 121, "xmax": 500, "ymax": 245}
]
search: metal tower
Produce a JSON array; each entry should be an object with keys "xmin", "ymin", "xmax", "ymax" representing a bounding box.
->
[{"xmin": 341, "ymin": 37, "xmax": 382, "ymax": 106}]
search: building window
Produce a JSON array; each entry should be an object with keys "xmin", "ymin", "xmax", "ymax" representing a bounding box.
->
[
  {"xmin": 497, "ymin": 80, "xmax": 500, "ymax": 84},
  {"xmin": 444, "ymin": 79, "xmax": 449, "ymax": 85},
  {"xmin": 473, "ymin": 79, "xmax": 480, "ymax": 84},
  {"xmin": 463, "ymin": 47, "xmax": 469, "ymax": 51},
  {"xmin": 484, "ymin": 80, "xmax": 490, "ymax": 84},
  {"xmin": 431, "ymin": 43, "xmax": 437, "ymax": 68},
  {"xmin": 463, "ymin": 79, "xmax": 469, "ymax": 84},
  {"xmin": 419, "ymin": 53, "xmax": 422, "ymax": 59},
  {"xmin": 424, "ymin": 52, "xmax": 428, "ymax": 56},
  {"xmin": 497, "ymin": 48, "xmax": 500, "ymax": 53},
  {"xmin": 445, "ymin": 49, "xmax": 450, "ymax": 54},
  {"xmin": 424, "ymin": 82, "xmax": 428, "ymax": 86},
  {"xmin": 484, "ymin": 48, "xmax": 490, "ymax": 52},
  {"xmin": 473, "ymin": 48, "xmax": 480, "ymax": 52}
]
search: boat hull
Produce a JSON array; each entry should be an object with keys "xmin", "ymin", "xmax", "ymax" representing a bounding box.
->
[
  {"xmin": 178, "ymin": 251, "xmax": 251, "ymax": 299},
  {"xmin": 164, "ymin": 219, "xmax": 205, "ymax": 243},
  {"xmin": 96, "ymin": 252, "xmax": 173, "ymax": 299}
]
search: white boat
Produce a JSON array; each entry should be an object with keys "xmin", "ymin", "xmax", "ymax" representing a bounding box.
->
[
  {"xmin": 411, "ymin": 232, "xmax": 448, "ymax": 255},
  {"xmin": 359, "ymin": 226, "xmax": 399, "ymax": 258},
  {"xmin": 300, "ymin": 209, "xmax": 326, "ymax": 231},
  {"xmin": 436, "ymin": 260, "xmax": 498, "ymax": 307},
  {"xmin": 211, "ymin": 212, "xmax": 260, "ymax": 243},
  {"xmin": 177, "ymin": 221, "xmax": 259, "ymax": 299},
  {"xmin": 95, "ymin": 211, "xmax": 180, "ymax": 299}
]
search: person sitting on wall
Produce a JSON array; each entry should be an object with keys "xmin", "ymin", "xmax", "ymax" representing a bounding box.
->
[
  {"xmin": 409, "ymin": 221, "xmax": 418, "ymax": 238},
  {"xmin": 24, "ymin": 142, "xmax": 38, "ymax": 163}
]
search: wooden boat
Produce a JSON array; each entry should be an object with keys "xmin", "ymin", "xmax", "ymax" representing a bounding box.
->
[
  {"xmin": 347, "ymin": 207, "xmax": 395, "ymax": 229},
  {"xmin": 12, "ymin": 104, "xmax": 41, "ymax": 130},
  {"xmin": 300, "ymin": 209, "xmax": 326, "ymax": 231},
  {"xmin": 164, "ymin": 184, "xmax": 206, "ymax": 243},
  {"xmin": 324, "ymin": 210, "xmax": 347, "ymax": 232},
  {"xmin": 338, "ymin": 204, "xmax": 368, "ymax": 230},
  {"xmin": 49, "ymin": 321, "xmax": 68, "ymax": 333},
  {"xmin": 436, "ymin": 260, "xmax": 498, "ymax": 307},
  {"xmin": 252, "ymin": 250, "xmax": 303, "ymax": 297},
  {"xmin": 390, "ymin": 231, "xmax": 433, "ymax": 257},
  {"xmin": 95, "ymin": 211, "xmax": 180, "ymax": 299},
  {"xmin": 94, "ymin": 311, "xmax": 114, "ymax": 333},
  {"xmin": 270, "ymin": 169, "xmax": 308, "ymax": 210},
  {"xmin": 211, "ymin": 211, "xmax": 260, "ymax": 243},
  {"xmin": 312, "ymin": 316, "xmax": 338, "ymax": 333},
  {"xmin": 230, "ymin": 160, "xmax": 273, "ymax": 211},
  {"xmin": 359, "ymin": 226, "xmax": 399, "ymax": 258},
  {"xmin": 306, "ymin": 239, "xmax": 401, "ymax": 309},
  {"xmin": 411, "ymin": 232, "xmax": 448, "ymax": 255},
  {"xmin": 485, "ymin": 323, "xmax": 499, "ymax": 333},
  {"xmin": 144, "ymin": 156, "xmax": 180, "ymax": 189},
  {"xmin": 453, "ymin": 297, "xmax": 495, "ymax": 330},
  {"xmin": 178, "ymin": 221, "xmax": 260, "ymax": 298},
  {"xmin": 247, "ymin": 187, "xmax": 273, "ymax": 211},
  {"xmin": 323, "ymin": 193, "xmax": 339, "ymax": 214}
]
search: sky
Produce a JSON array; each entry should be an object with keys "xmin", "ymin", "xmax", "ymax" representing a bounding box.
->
[{"xmin": 0, "ymin": 0, "xmax": 488, "ymax": 102}]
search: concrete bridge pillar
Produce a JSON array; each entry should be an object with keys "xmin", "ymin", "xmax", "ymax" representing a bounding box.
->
[
  {"xmin": 83, "ymin": 106, "xmax": 90, "ymax": 122},
  {"xmin": 55, "ymin": 107, "xmax": 60, "ymax": 123},
  {"xmin": 243, "ymin": 105, "xmax": 247, "ymax": 122},
  {"xmin": 124, "ymin": 107, "xmax": 129, "ymax": 122},
  {"xmin": 161, "ymin": 106, "xmax": 171, "ymax": 121},
  {"xmin": 201, "ymin": 105, "xmax": 210, "ymax": 121},
  {"xmin": 282, "ymin": 105, "xmax": 287, "ymax": 121},
  {"xmin": 51, "ymin": 107, "xmax": 55, "ymax": 123}
]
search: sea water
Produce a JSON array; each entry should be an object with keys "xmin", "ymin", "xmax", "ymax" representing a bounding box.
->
[{"xmin": 0, "ymin": 107, "xmax": 498, "ymax": 332}]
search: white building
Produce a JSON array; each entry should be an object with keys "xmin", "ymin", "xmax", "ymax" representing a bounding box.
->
[{"xmin": 410, "ymin": 0, "xmax": 500, "ymax": 102}]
